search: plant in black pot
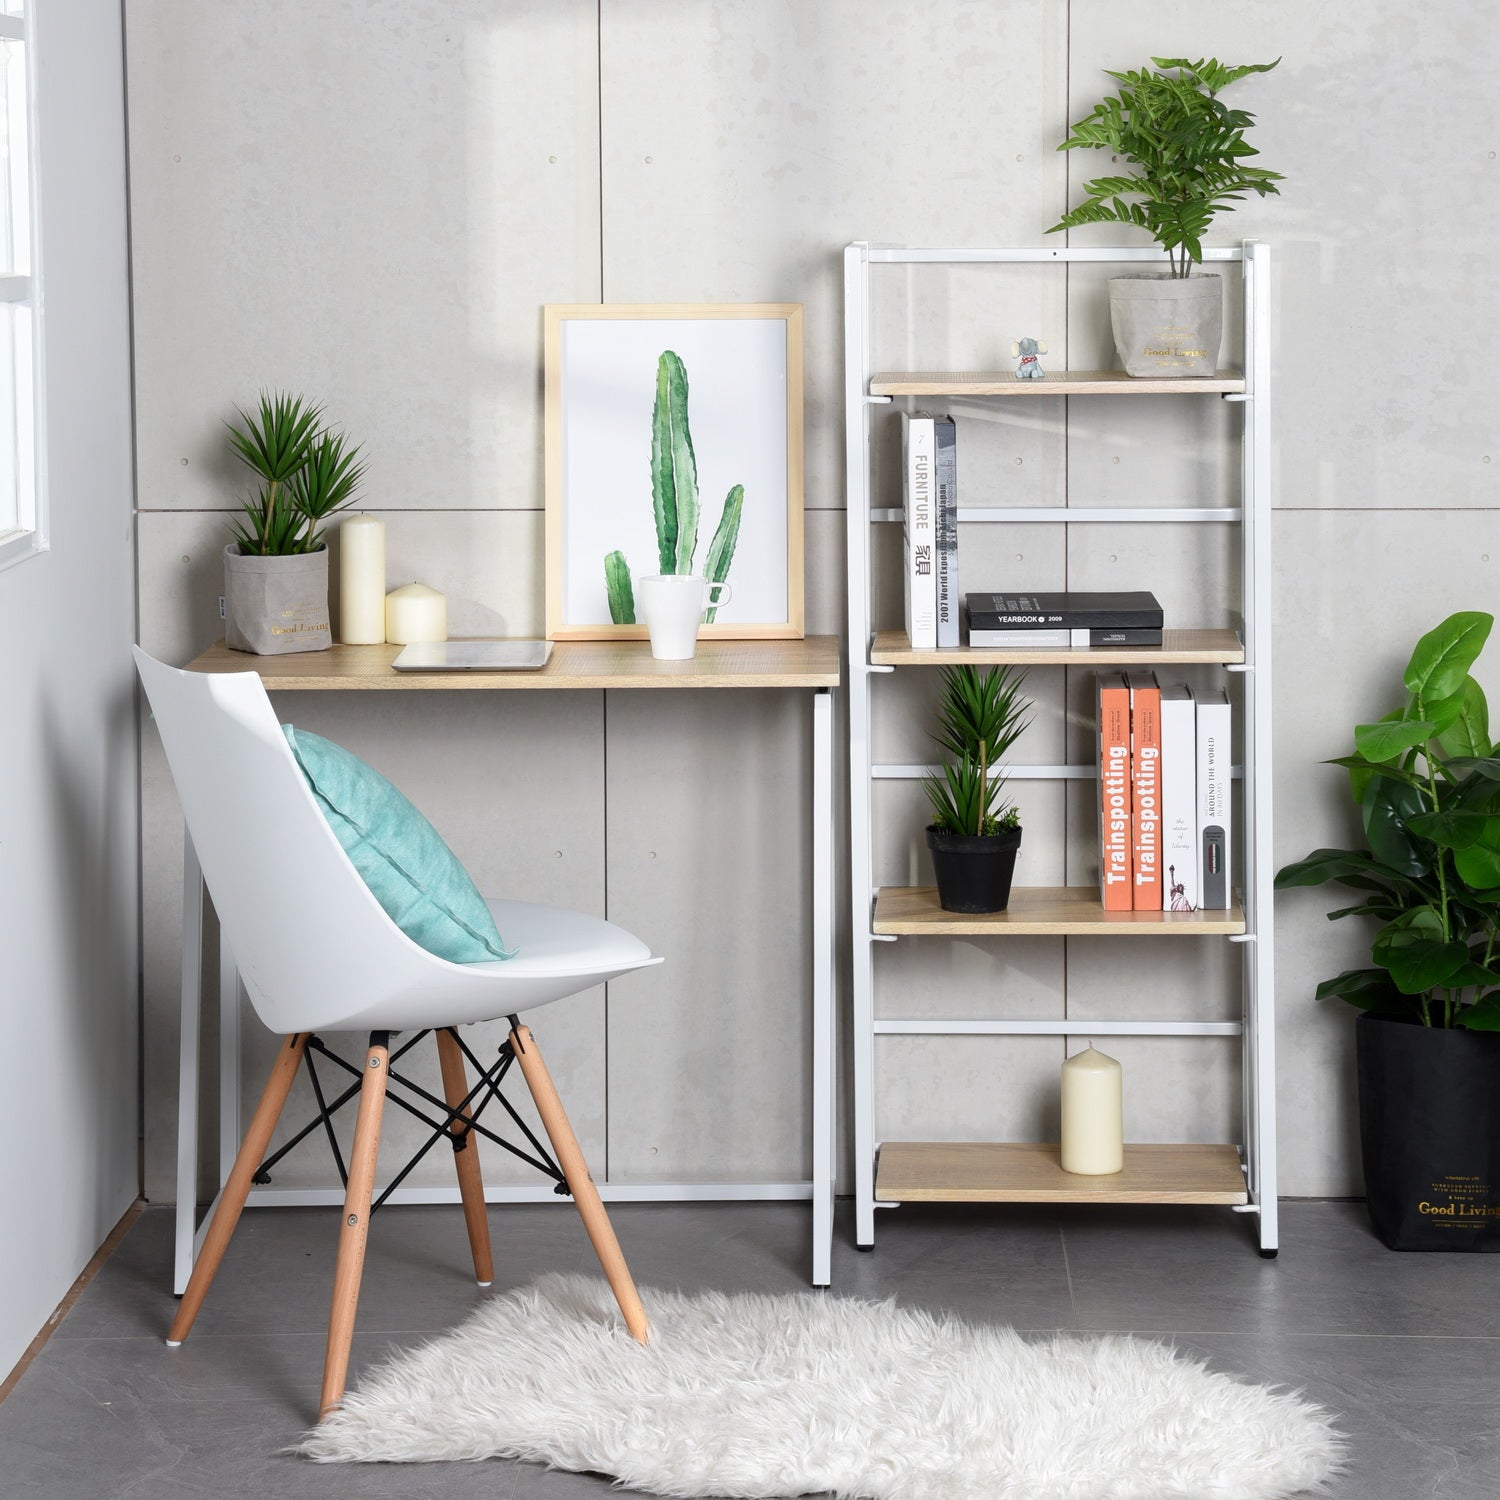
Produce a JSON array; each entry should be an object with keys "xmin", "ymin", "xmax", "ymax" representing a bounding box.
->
[
  {"xmin": 1277, "ymin": 611, "xmax": 1500, "ymax": 1250},
  {"xmin": 1047, "ymin": 56, "xmax": 1284, "ymax": 377},
  {"xmin": 924, "ymin": 664, "xmax": 1032, "ymax": 914},
  {"xmin": 222, "ymin": 392, "xmax": 366, "ymax": 655}
]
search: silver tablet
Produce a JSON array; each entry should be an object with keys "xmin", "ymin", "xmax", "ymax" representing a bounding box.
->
[{"xmin": 392, "ymin": 640, "xmax": 554, "ymax": 672}]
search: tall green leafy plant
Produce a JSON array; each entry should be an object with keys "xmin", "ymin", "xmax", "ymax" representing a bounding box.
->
[
  {"xmin": 1047, "ymin": 56, "xmax": 1284, "ymax": 278},
  {"xmin": 226, "ymin": 392, "xmax": 366, "ymax": 555},
  {"xmin": 605, "ymin": 351, "xmax": 744, "ymax": 624},
  {"xmin": 1276, "ymin": 612, "xmax": 1500, "ymax": 1031},
  {"xmin": 924, "ymin": 665, "xmax": 1032, "ymax": 837}
]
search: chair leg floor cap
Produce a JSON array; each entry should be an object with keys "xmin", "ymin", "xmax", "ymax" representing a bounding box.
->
[{"xmin": 165, "ymin": 1339, "xmax": 182, "ymax": 1348}]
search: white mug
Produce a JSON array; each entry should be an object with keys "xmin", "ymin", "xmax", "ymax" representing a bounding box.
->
[{"xmin": 637, "ymin": 574, "xmax": 732, "ymax": 660}]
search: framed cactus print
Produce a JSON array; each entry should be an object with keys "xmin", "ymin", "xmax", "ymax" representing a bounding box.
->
[{"xmin": 544, "ymin": 303, "xmax": 804, "ymax": 640}]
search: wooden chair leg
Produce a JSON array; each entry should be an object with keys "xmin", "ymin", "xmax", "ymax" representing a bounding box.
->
[
  {"xmin": 167, "ymin": 1033, "xmax": 309, "ymax": 1347},
  {"xmin": 318, "ymin": 1032, "xmax": 390, "ymax": 1420},
  {"xmin": 508, "ymin": 1021, "xmax": 649, "ymax": 1343},
  {"xmin": 436, "ymin": 1028, "xmax": 494, "ymax": 1286}
]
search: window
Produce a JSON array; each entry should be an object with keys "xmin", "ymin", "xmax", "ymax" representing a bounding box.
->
[{"xmin": 1, "ymin": 0, "xmax": 40, "ymax": 569}]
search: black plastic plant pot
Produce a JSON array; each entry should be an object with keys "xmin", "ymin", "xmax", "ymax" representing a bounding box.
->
[
  {"xmin": 925, "ymin": 825, "xmax": 1022, "ymax": 914},
  {"xmin": 1356, "ymin": 1011, "xmax": 1500, "ymax": 1251}
]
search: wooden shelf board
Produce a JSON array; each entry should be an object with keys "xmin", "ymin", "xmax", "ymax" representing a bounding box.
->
[
  {"xmin": 870, "ymin": 369, "xmax": 1246, "ymax": 397},
  {"xmin": 876, "ymin": 1141, "xmax": 1249, "ymax": 1204},
  {"xmin": 182, "ymin": 637, "xmax": 841, "ymax": 691},
  {"xmin": 874, "ymin": 886, "xmax": 1246, "ymax": 936},
  {"xmin": 871, "ymin": 628, "xmax": 1244, "ymax": 666}
]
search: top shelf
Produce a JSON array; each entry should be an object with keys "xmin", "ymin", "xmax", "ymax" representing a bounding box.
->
[{"xmin": 869, "ymin": 370, "xmax": 1246, "ymax": 397}]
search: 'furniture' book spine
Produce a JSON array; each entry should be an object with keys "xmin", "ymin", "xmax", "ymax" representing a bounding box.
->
[
  {"xmin": 1127, "ymin": 672, "xmax": 1162, "ymax": 911},
  {"xmin": 1196, "ymin": 687, "xmax": 1232, "ymax": 910},
  {"xmin": 934, "ymin": 417, "xmax": 959, "ymax": 648},
  {"xmin": 1158, "ymin": 684, "xmax": 1197, "ymax": 912},
  {"xmin": 1096, "ymin": 671, "xmax": 1133, "ymax": 910},
  {"xmin": 902, "ymin": 413, "xmax": 936, "ymax": 648}
]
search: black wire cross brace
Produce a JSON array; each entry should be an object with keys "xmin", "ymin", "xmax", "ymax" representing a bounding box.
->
[{"xmin": 250, "ymin": 1027, "xmax": 570, "ymax": 1214}]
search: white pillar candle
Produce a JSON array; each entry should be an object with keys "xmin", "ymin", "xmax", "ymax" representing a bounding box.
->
[
  {"xmin": 338, "ymin": 514, "xmax": 386, "ymax": 644},
  {"xmin": 384, "ymin": 582, "xmax": 448, "ymax": 645},
  {"xmin": 1060, "ymin": 1045, "xmax": 1124, "ymax": 1175}
]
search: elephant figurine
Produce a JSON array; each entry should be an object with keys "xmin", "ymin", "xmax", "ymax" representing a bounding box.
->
[{"xmin": 1011, "ymin": 337, "xmax": 1047, "ymax": 379}]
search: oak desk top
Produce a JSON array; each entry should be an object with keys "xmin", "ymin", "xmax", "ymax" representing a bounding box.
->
[{"xmin": 183, "ymin": 638, "xmax": 841, "ymax": 691}]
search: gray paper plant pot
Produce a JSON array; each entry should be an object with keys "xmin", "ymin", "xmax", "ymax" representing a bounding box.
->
[
  {"xmin": 222, "ymin": 544, "xmax": 332, "ymax": 654},
  {"xmin": 1108, "ymin": 273, "xmax": 1223, "ymax": 377}
]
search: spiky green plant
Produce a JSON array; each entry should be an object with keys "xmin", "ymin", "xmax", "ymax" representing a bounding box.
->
[
  {"xmin": 924, "ymin": 664, "xmax": 1032, "ymax": 837},
  {"xmin": 605, "ymin": 351, "xmax": 744, "ymax": 625},
  {"xmin": 1047, "ymin": 56, "xmax": 1284, "ymax": 278},
  {"xmin": 225, "ymin": 391, "xmax": 365, "ymax": 555}
]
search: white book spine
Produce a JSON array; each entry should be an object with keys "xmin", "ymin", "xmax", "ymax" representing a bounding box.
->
[
  {"xmin": 1159, "ymin": 685, "xmax": 1197, "ymax": 911},
  {"xmin": 1196, "ymin": 689, "xmax": 1232, "ymax": 910},
  {"xmin": 902, "ymin": 414, "xmax": 936, "ymax": 648}
]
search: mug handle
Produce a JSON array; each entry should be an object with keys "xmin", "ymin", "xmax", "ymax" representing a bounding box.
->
[{"xmin": 705, "ymin": 581, "xmax": 732, "ymax": 611}]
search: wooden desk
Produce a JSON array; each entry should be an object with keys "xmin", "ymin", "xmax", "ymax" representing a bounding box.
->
[{"xmin": 172, "ymin": 638, "xmax": 840, "ymax": 1291}]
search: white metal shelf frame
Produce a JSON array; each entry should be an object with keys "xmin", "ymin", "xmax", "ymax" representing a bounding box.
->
[{"xmin": 842, "ymin": 240, "xmax": 1277, "ymax": 1255}]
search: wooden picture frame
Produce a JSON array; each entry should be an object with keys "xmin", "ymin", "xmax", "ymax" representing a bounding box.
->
[{"xmin": 544, "ymin": 303, "xmax": 804, "ymax": 640}]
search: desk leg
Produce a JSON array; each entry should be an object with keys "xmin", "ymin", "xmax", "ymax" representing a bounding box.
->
[
  {"xmin": 174, "ymin": 832, "xmax": 203, "ymax": 1297},
  {"xmin": 218, "ymin": 936, "xmax": 241, "ymax": 1189},
  {"xmin": 811, "ymin": 688, "xmax": 835, "ymax": 1287}
]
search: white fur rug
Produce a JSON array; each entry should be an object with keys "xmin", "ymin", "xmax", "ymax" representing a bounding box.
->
[{"xmin": 301, "ymin": 1274, "xmax": 1346, "ymax": 1499}]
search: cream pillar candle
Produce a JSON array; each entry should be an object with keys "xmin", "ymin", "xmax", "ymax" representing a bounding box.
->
[
  {"xmin": 1060, "ymin": 1045, "xmax": 1124, "ymax": 1175},
  {"xmin": 338, "ymin": 514, "xmax": 387, "ymax": 644},
  {"xmin": 385, "ymin": 582, "xmax": 448, "ymax": 644}
]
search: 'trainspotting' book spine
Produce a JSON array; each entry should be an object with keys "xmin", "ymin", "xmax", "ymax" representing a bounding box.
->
[{"xmin": 1097, "ymin": 671, "xmax": 1133, "ymax": 910}]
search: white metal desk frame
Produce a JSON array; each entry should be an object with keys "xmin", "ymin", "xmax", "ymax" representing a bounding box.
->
[{"xmin": 173, "ymin": 677, "xmax": 837, "ymax": 1291}]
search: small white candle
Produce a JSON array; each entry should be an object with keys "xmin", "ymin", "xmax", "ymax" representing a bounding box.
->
[
  {"xmin": 338, "ymin": 514, "xmax": 386, "ymax": 644},
  {"xmin": 1060, "ymin": 1045, "xmax": 1124, "ymax": 1175},
  {"xmin": 385, "ymin": 582, "xmax": 448, "ymax": 645}
]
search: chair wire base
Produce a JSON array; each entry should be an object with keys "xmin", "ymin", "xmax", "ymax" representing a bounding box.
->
[{"xmin": 251, "ymin": 1026, "xmax": 569, "ymax": 1212}]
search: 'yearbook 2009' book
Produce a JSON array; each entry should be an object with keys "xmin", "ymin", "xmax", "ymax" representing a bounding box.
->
[{"xmin": 967, "ymin": 591, "xmax": 1163, "ymax": 629}]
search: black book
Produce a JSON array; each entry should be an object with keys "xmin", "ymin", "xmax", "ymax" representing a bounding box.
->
[{"xmin": 966, "ymin": 590, "xmax": 1163, "ymax": 629}]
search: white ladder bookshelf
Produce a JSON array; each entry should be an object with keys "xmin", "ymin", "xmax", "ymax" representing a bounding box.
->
[{"xmin": 842, "ymin": 241, "xmax": 1278, "ymax": 1256}]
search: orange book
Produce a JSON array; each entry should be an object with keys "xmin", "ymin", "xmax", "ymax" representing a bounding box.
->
[
  {"xmin": 1096, "ymin": 672, "xmax": 1133, "ymax": 909},
  {"xmin": 1127, "ymin": 672, "xmax": 1163, "ymax": 910}
]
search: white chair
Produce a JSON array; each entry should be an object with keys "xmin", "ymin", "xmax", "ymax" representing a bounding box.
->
[{"xmin": 134, "ymin": 647, "xmax": 662, "ymax": 1418}]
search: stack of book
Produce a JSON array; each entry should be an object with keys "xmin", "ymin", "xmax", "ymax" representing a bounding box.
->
[
  {"xmin": 902, "ymin": 412, "xmax": 959, "ymax": 648},
  {"xmin": 967, "ymin": 591, "xmax": 1164, "ymax": 649},
  {"xmin": 1096, "ymin": 672, "xmax": 1231, "ymax": 912}
]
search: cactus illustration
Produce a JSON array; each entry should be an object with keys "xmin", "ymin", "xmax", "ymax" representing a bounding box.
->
[
  {"xmin": 605, "ymin": 350, "xmax": 744, "ymax": 623},
  {"xmin": 604, "ymin": 549, "xmax": 636, "ymax": 624},
  {"xmin": 701, "ymin": 484, "xmax": 743, "ymax": 623}
]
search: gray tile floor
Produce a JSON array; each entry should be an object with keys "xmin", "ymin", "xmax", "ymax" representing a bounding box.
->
[{"xmin": 1, "ymin": 1200, "xmax": 1495, "ymax": 1498}]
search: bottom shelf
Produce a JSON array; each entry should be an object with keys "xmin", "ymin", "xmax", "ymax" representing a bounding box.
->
[{"xmin": 876, "ymin": 1141, "xmax": 1249, "ymax": 1205}]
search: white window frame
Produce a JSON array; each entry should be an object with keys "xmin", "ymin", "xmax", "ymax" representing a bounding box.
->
[{"xmin": 1, "ymin": 3, "xmax": 46, "ymax": 573}]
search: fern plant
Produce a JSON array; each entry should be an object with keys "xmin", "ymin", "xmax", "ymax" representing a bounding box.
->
[
  {"xmin": 226, "ymin": 392, "xmax": 366, "ymax": 555},
  {"xmin": 924, "ymin": 664, "xmax": 1032, "ymax": 837},
  {"xmin": 605, "ymin": 351, "xmax": 744, "ymax": 624},
  {"xmin": 1047, "ymin": 56, "xmax": 1284, "ymax": 278}
]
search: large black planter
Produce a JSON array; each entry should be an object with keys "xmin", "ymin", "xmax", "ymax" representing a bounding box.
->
[
  {"xmin": 925, "ymin": 825, "xmax": 1022, "ymax": 914},
  {"xmin": 1356, "ymin": 1011, "xmax": 1500, "ymax": 1251}
]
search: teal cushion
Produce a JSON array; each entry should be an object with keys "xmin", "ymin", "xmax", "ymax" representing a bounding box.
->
[{"xmin": 282, "ymin": 725, "xmax": 512, "ymax": 964}]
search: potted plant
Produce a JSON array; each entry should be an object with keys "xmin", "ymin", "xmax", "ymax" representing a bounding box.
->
[
  {"xmin": 924, "ymin": 664, "xmax": 1032, "ymax": 913},
  {"xmin": 222, "ymin": 392, "xmax": 366, "ymax": 655},
  {"xmin": 1276, "ymin": 611, "xmax": 1500, "ymax": 1250},
  {"xmin": 1047, "ymin": 56, "xmax": 1284, "ymax": 377}
]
